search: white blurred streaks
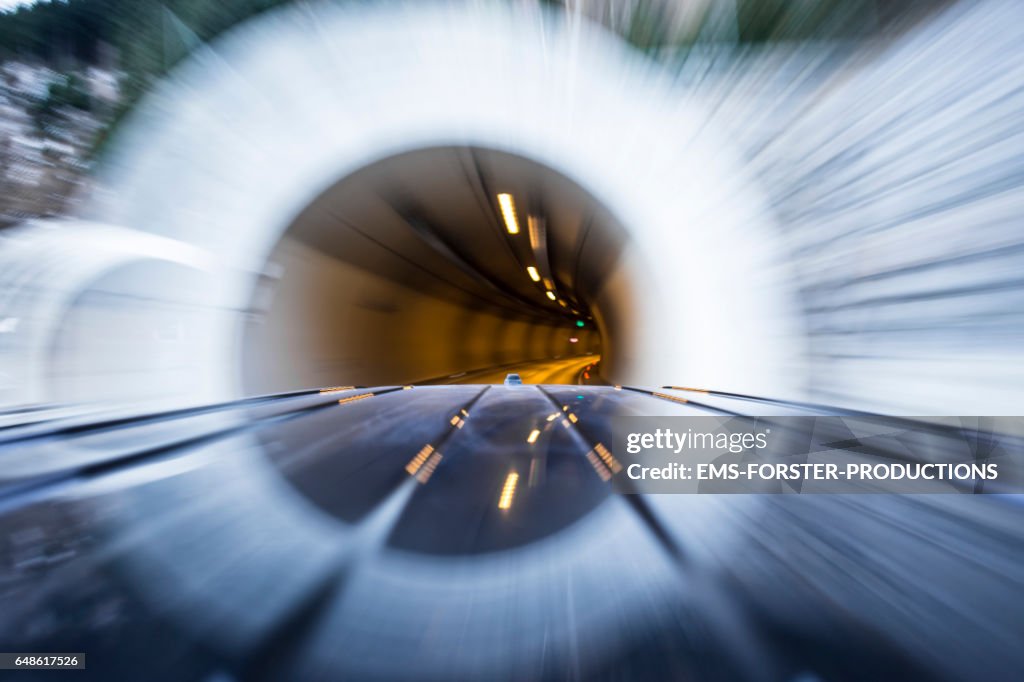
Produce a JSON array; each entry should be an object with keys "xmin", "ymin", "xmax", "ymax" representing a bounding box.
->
[
  {"xmin": 0, "ymin": 221, "xmax": 221, "ymax": 408},
  {"xmin": 671, "ymin": 1, "xmax": 1024, "ymax": 413}
]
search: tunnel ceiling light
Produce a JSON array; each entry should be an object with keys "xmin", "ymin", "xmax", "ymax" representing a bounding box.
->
[
  {"xmin": 319, "ymin": 385, "xmax": 355, "ymax": 394},
  {"xmin": 498, "ymin": 471, "xmax": 520, "ymax": 510},
  {"xmin": 528, "ymin": 216, "xmax": 542, "ymax": 250},
  {"xmin": 558, "ymin": 300, "xmax": 567, "ymax": 307},
  {"xmin": 415, "ymin": 451, "xmax": 444, "ymax": 484},
  {"xmin": 526, "ymin": 266, "xmax": 540, "ymax": 282},
  {"xmin": 497, "ymin": 193, "xmax": 520, "ymax": 234},
  {"xmin": 338, "ymin": 392, "xmax": 374, "ymax": 405},
  {"xmin": 405, "ymin": 444, "xmax": 435, "ymax": 475},
  {"xmin": 527, "ymin": 428, "xmax": 540, "ymax": 444},
  {"xmin": 546, "ymin": 290, "xmax": 556, "ymax": 301}
]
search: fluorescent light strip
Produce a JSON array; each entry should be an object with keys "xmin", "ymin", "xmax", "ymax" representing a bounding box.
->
[{"xmin": 497, "ymin": 193, "xmax": 519, "ymax": 234}]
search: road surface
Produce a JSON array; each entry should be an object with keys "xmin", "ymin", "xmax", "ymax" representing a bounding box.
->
[{"xmin": 0, "ymin": 385, "xmax": 1020, "ymax": 681}]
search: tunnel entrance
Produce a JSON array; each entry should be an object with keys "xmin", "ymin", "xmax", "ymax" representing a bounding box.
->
[
  {"xmin": 86, "ymin": 0, "xmax": 803, "ymax": 408},
  {"xmin": 240, "ymin": 146, "xmax": 640, "ymax": 392}
]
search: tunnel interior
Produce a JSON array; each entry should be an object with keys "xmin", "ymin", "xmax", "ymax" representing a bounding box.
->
[{"xmin": 240, "ymin": 146, "xmax": 641, "ymax": 392}]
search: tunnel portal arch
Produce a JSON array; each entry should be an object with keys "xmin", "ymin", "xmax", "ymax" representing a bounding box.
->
[{"xmin": 87, "ymin": 2, "xmax": 803, "ymax": 403}]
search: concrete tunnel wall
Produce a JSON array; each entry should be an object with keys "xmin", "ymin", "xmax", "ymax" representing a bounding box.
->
[{"xmin": 242, "ymin": 236, "xmax": 601, "ymax": 392}]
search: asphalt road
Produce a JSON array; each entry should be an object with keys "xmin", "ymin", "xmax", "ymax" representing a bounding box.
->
[{"xmin": 0, "ymin": 385, "xmax": 1020, "ymax": 681}]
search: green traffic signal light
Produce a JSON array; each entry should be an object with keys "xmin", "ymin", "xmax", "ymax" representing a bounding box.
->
[{"xmin": 575, "ymin": 320, "xmax": 584, "ymax": 328}]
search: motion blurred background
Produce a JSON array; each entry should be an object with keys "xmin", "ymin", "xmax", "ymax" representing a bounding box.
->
[
  {"xmin": 0, "ymin": 1, "xmax": 1022, "ymax": 680},
  {"xmin": 3, "ymin": 0, "xmax": 1022, "ymax": 415}
]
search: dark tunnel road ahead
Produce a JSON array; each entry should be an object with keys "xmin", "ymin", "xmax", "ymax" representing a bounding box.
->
[{"xmin": 425, "ymin": 354, "xmax": 602, "ymax": 386}]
